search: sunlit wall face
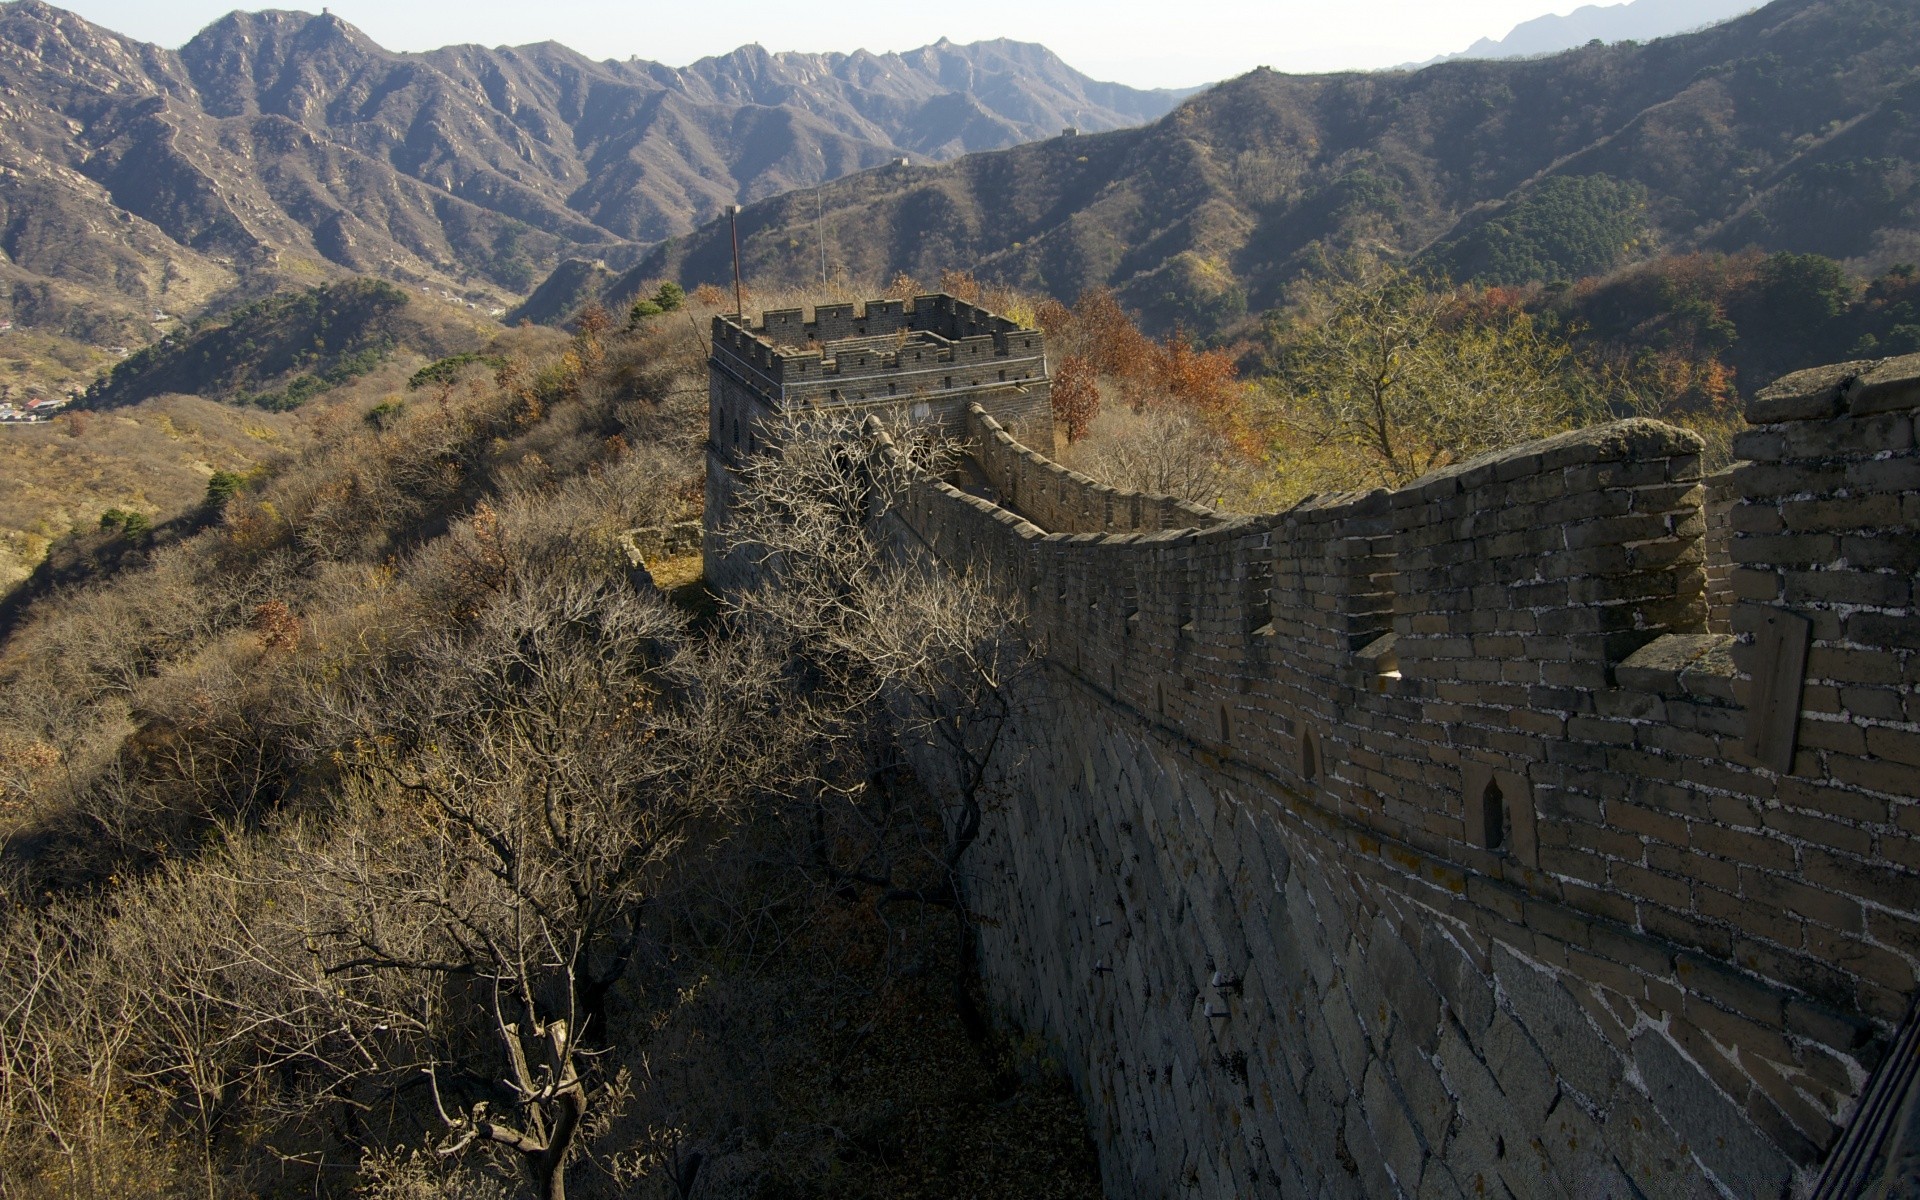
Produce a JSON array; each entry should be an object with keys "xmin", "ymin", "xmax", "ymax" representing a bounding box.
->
[{"xmin": 35, "ymin": 0, "xmax": 1621, "ymax": 89}]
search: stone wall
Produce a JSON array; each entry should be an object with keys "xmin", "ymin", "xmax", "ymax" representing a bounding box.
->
[
  {"xmin": 855, "ymin": 352, "xmax": 1920, "ymax": 1197},
  {"xmin": 703, "ymin": 295, "xmax": 1054, "ymax": 591},
  {"xmin": 1705, "ymin": 466, "xmax": 1737, "ymax": 636},
  {"xmin": 709, "ymin": 295, "xmax": 1050, "ymax": 424},
  {"xmin": 967, "ymin": 405, "xmax": 1224, "ymax": 534}
]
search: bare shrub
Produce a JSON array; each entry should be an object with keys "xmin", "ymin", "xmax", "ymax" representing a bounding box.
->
[
  {"xmin": 720, "ymin": 414, "xmax": 1037, "ymax": 1033},
  {"xmin": 285, "ymin": 554, "xmax": 796, "ymax": 1200},
  {"xmin": 1061, "ymin": 403, "xmax": 1238, "ymax": 507}
]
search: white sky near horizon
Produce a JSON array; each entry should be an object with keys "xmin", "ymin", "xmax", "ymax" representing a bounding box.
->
[{"xmin": 33, "ymin": 0, "xmax": 1611, "ymax": 90}]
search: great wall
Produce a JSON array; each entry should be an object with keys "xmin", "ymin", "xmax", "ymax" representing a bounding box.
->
[{"xmin": 705, "ymin": 294, "xmax": 1920, "ymax": 1198}]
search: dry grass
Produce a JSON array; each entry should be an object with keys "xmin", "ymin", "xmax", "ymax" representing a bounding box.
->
[
  {"xmin": 0, "ymin": 395, "xmax": 309, "ymax": 591},
  {"xmin": 646, "ymin": 553, "xmax": 705, "ymax": 593},
  {"xmin": 0, "ymin": 317, "xmax": 565, "ymax": 595},
  {"xmin": 0, "ymin": 327, "xmax": 114, "ymax": 399}
]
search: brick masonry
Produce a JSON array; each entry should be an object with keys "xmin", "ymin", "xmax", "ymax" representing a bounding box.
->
[
  {"xmin": 704, "ymin": 295, "xmax": 1053, "ymax": 593},
  {"xmin": 967, "ymin": 407, "xmax": 1223, "ymax": 534},
  {"xmin": 711, "ymin": 304, "xmax": 1920, "ymax": 1198}
]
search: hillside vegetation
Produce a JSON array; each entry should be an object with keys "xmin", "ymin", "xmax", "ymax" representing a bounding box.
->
[
  {"xmin": 0, "ymin": 395, "xmax": 305, "ymax": 595},
  {"xmin": 0, "ymin": 295, "xmax": 1100, "ymax": 1200},
  {"xmin": 83, "ymin": 279, "xmax": 491, "ymax": 411},
  {"xmin": 603, "ymin": 0, "xmax": 1919, "ymax": 335},
  {"xmin": 0, "ymin": 281, "xmax": 514, "ymax": 599}
]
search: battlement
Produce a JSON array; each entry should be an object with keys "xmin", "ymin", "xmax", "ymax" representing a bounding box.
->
[
  {"xmin": 967, "ymin": 406, "xmax": 1226, "ymax": 534},
  {"xmin": 709, "ymin": 293, "xmax": 1048, "ymax": 408},
  {"xmin": 704, "ymin": 293, "xmax": 1055, "ymax": 593},
  {"xmin": 854, "ymin": 353, "xmax": 1920, "ymax": 1198},
  {"xmin": 706, "ymin": 294, "xmax": 1920, "ymax": 1193}
]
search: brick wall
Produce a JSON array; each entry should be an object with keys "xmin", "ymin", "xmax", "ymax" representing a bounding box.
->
[
  {"xmin": 1705, "ymin": 466, "xmax": 1737, "ymax": 635},
  {"xmin": 851, "ymin": 353, "xmax": 1920, "ymax": 1198},
  {"xmin": 712, "ymin": 295, "xmax": 1048, "ymax": 405},
  {"xmin": 967, "ymin": 405, "xmax": 1224, "ymax": 534},
  {"xmin": 703, "ymin": 295, "xmax": 1055, "ymax": 587}
]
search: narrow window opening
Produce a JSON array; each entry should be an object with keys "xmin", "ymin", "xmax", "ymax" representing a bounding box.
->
[
  {"xmin": 1481, "ymin": 779, "xmax": 1507, "ymax": 852},
  {"xmin": 1219, "ymin": 704, "xmax": 1232, "ymax": 744},
  {"xmin": 1300, "ymin": 730, "xmax": 1319, "ymax": 781}
]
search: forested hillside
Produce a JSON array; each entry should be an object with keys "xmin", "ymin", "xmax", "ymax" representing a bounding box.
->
[
  {"xmin": 602, "ymin": 0, "xmax": 1919, "ymax": 335},
  {"xmin": 83, "ymin": 279, "xmax": 489, "ymax": 411}
]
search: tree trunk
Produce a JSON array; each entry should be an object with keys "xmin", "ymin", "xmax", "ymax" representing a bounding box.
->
[{"xmin": 533, "ymin": 1085, "xmax": 587, "ymax": 1200}]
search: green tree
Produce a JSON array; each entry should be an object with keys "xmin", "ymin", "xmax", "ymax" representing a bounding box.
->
[
  {"xmin": 1441, "ymin": 175, "xmax": 1651, "ymax": 286},
  {"xmin": 203, "ymin": 470, "xmax": 244, "ymax": 509},
  {"xmin": 1266, "ymin": 263, "xmax": 1613, "ymax": 486},
  {"xmin": 628, "ymin": 282, "xmax": 686, "ymax": 326},
  {"xmin": 98, "ymin": 507, "xmax": 152, "ymax": 538},
  {"xmin": 1728, "ymin": 251, "xmax": 1854, "ymax": 377}
]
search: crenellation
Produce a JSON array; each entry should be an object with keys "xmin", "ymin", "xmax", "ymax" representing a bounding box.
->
[{"xmin": 709, "ymin": 288, "xmax": 1920, "ymax": 1196}]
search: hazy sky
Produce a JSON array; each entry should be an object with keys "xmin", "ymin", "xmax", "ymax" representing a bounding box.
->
[{"xmin": 39, "ymin": 0, "xmax": 1599, "ymax": 89}]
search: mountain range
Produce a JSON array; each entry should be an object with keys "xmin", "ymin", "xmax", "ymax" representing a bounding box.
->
[
  {"xmin": 591, "ymin": 0, "xmax": 1920, "ymax": 333},
  {"xmin": 0, "ymin": 1, "xmax": 1184, "ymax": 341},
  {"xmin": 1427, "ymin": 0, "xmax": 1763, "ymax": 63}
]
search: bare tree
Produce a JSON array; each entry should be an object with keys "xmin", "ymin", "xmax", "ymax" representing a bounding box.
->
[
  {"xmin": 0, "ymin": 903, "xmax": 138, "ymax": 1195},
  {"xmin": 1062, "ymin": 403, "xmax": 1236, "ymax": 507},
  {"xmin": 289, "ymin": 555, "xmax": 792, "ymax": 1200},
  {"xmin": 718, "ymin": 414, "xmax": 1036, "ymax": 1034}
]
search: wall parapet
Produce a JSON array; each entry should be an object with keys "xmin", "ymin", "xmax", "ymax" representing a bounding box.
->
[
  {"xmin": 853, "ymin": 351, "xmax": 1920, "ymax": 1196},
  {"xmin": 710, "ymin": 294, "xmax": 1047, "ymax": 406},
  {"xmin": 965, "ymin": 404, "xmax": 1226, "ymax": 534}
]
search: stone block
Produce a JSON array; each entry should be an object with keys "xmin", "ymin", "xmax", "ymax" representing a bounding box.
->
[
  {"xmin": 1483, "ymin": 1008, "xmax": 1558, "ymax": 1121},
  {"xmin": 1748, "ymin": 360, "xmax": 1868, "ymax": 423},
  {"xmin": 1599, "ymin": 1087, "xmax": 1704, "ymax": 1200},
  {"xmin": 1847, "ymin": 352, "xmax": 1920, "ymax": 415},
  {"xmin": 1631, "ymin": 1029, "xmax": 1792, "ymax": 1200},
  {"xmin": 1363, "ymin": 1057, "xmax": 1430, "ymax": 1191},
  {"xmin": 1494, "ymin": 946, "xmax": 1625, "ymax": 1105}
]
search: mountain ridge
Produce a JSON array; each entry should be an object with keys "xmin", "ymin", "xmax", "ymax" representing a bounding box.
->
[
  {"xmin": 0, "ymin": 1, "xmax": 1184, "ymax": 340},
  {"xmin": 589, "ymin": 0, "xmax": 1920, "ymax": 335},
  {"xmin": 1425, "ymin": 0, "xmax": 1763, "ymax": 64}
]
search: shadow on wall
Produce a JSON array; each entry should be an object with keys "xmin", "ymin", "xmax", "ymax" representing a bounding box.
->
[{"xmin": 843, "ymin": 353, "xmax": 1920, "ymax": 1199}]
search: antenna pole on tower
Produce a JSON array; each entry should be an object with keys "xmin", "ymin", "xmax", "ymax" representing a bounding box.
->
[{"xmin": 729, "ymin": 205, "xmax": 745, "ymax": 319}]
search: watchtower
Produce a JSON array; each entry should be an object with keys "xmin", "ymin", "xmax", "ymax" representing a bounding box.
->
[{"xmin": 704, "ymin": 293, "xmax": 1054, "ymax": 587}]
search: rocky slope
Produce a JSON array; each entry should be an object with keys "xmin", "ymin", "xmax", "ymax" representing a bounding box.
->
[
  {"xmin": 0, "ymin": 1, "xmax": 1183, "ymax": 339},
  {"xmin": 601, "ymin": 0, "xmax": 1919, "ymax": 332}
]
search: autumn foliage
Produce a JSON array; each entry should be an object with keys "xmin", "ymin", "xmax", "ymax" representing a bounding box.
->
[{"xmin": 1038, "ymin": 289, "xmax": 1242, "ymax": 445}]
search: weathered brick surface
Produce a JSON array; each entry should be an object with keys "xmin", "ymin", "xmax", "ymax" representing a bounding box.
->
[
  {"xmin": 703, "ymin": 296, "xmax": 1053, "ymax": 591},
  {"xmin": 967, "ymin": 407, "xmax": 1223, "ymax": 534},
  {"xmin": 711, "ymin": 308, "xmax": 1920, "ymax": 1198}
]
